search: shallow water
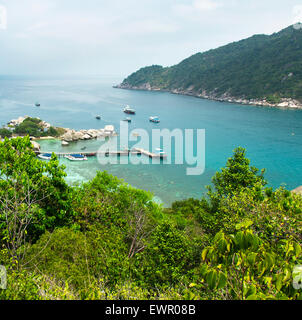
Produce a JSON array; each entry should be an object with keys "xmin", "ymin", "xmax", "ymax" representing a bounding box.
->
[{"xmin": 1, "ymin": 75, "xmax": 302, "ymax": 206}]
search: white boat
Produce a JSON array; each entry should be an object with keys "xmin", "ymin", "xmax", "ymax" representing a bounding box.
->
[
  {"xmin": 149, "ymin": 116, "xmax": 160, "ymax": 123},
  {"xmin": 38, "ymin": 153, "xmax": 52, "ymax": 160},
  {"xmin": 64, "ymin": 154, "xmax": 88, "ymax": 161},
  {"xmin": 123, "ymin": 105, "xmax": 136, "ymax": 114}
]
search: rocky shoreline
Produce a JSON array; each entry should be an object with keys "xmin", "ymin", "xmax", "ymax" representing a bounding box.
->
[
  {"xmin": 5, "ymin": 116, "xmax": 117, "ymax": 151},
  {"xmin": 114, "ymin": 83, "xmax": 302, "ymax": 109}
]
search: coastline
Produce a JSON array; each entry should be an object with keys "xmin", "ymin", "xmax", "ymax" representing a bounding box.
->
[
  {"xmin": 4, "ymin": 117, "xmax": 117, "ymax": 153},
  {"xmin": 114, "ymin": 84, "xmax": 302, "ymax": 110}
]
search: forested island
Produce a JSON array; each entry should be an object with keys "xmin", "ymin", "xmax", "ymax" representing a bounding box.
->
[
  {"xmin": 0, "ymin": 136, "xmax": 301, "ymax": 300},
  {"xmin": 116, "ymin": 25, "xmax": 302, "ymax": 109}
]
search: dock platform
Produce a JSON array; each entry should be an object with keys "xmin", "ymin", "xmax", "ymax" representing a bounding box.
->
[{"xmin": 37, "ymin": 148, "xmax": 167, "ymax": 159}]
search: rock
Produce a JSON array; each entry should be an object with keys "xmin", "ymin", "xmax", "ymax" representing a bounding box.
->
[
  {"xmin": 277, "ymin": 102, "xmax": 289, "ymax": 107},
  {"xmin": 61, "ymin": 125, "xmax": 116, "ymax": 142},
  {"xmin": 8, "ymin": 116, "xmax": 29, "ymax": 127},
  {"xmin": 40, "ymin": 121, "xmax": 51, "ymax": 129},
  {"xmin": 31, "ymin": 141, "xmax": 40, "ymax": 152},
  {"xmin": 104, "ymin": 125, "xmax": 114, "ymax": 133},
  {"xmin": 292, "ymin": 186, "xmax": 302, "ymax": 195},
  {"xmin": 61, "ymin": 130, "xmax": 74, "ymax": 142},
  {"xmin": 73, "ymin": 132, "xmax": 84, "ymax": 140},
  {"xmin": 82, "ymin": 134, "xmax": 92, "ymax": 140}
]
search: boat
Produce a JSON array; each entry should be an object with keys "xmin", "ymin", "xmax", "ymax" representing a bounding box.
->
[
  {"xmin": 123, "ymin": 105, "xmax": 136, "ymax": 114},
  {"xmin": 86, "ymin": 153, "xmax": 96, "ymax": 157},
  {"xmin": 81, "ymin": 146, "xmax": 87, "ymax": 150},
  {"xmin": 122, "ymin": 117, "xmax": 132, "ymax": 122},
  {"xmin": 38, "ymin": 153, "xmax": 52, "ymax": 160},
  {"xmin": 64, "ymin": 154, "xmax": 88, "ymax": 161},
  {"xmin": 149, "ymin": 116, "xmax": 160, "ymax": 123},
  {"xmin": 96, "ymin": 115, "xmax": 101, "ymax": 120},
  {"xmin": 35, "ymin": 103, "xmax": 41, "ymax": 107}
]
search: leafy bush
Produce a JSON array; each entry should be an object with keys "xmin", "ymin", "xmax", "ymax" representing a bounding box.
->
[
  {"xmin": 0, "ymin": 137, "xmax": 301, "ymax": 300},
  {"xmin": 0, "ymin": 128, "xmax": 12, "ymax": 138}
]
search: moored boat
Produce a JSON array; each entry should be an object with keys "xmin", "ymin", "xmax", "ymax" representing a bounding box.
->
[
  {"xmin": 123, "ymin": 105, "xmax": 136, "ymax": 114},
  {"xmin": 122, "ymin": 117, "xmax": 132, "ymax": 122},
  {"xmin": 38, "ymin": 153, "xmax": 52, "ymax": 160},
  {"xmin": 149, "ymin": 116, "xmax": 160, "ymax": 123},
  {"xmin": 64, "ymin": 154, "xmax": 88, "ymax": 161}
]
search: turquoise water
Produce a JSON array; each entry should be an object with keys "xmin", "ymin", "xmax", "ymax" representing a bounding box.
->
[{"xmin": 1, "ymin": 76, "xmax": 302, "ymax": 206}]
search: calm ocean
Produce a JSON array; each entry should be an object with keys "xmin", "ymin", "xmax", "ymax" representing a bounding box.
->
[{"xmin": 1, "ymin": 75, "xmax": 302, "ymax": 206}]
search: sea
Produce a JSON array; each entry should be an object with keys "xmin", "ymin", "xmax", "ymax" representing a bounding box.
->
[{"xmin": 1, "ymin": 75, "xmax": 302, "ymax": 206}]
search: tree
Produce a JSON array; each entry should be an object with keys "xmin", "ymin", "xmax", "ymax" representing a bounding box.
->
[
  {"xmin": 0, "ymin": 137, "xmax": 73, "ymax": 242},
  {"xmin": 211, "ymin": 147, "xmax": 266, "ymax": 197},
  {"xmin": 0, "ymin": 176, "xmax": 49, "ymax": 266},
  {"xmin": 201, "ymin": 222, "xmax": 302, "ymax": 300},
  {"xmin": 0, "ymin": 128, "xmax": 12, "ymax": 139}
]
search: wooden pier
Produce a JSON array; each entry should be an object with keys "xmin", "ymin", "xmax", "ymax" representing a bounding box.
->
[
  {"xmin": 132, "ymin": 148, "xmax": 167, "ymax": 159},
  {"xmin": 37, "ymin": 148, "xmax": 167, "ymax": 159}
]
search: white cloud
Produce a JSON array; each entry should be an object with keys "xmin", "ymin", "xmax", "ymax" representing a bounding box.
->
[
  {"xmin": 0, "ymin": 5, "xmax": 7, "ymax": 30},
  {"xmin": 194, "ymin": 0, "xmax": 219, "ymax": 10},
  {"xmin": 14, "ymin": 10, "xmax": 178, "ymax": 45},
  {"xmin": 173, "ymin": 0, "xmax": 220, "ymax": 17}
]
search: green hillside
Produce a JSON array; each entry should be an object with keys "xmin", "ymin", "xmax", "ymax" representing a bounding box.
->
[{"xmin": 119, "ymin": 25, "xmax": 302, "ymax": 101}]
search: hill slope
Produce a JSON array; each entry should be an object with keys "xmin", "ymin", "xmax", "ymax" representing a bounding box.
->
[{"xmin": 116, "ymin": 25, "xmax": 302, "ymax": 107}]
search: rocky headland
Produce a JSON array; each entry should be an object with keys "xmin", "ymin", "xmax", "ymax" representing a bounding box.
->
[
  {"xmin": 5, "ymin": 116, "xmax": 117, "ymax": 151},
  {"xmin": 114, "ymin": 83, "xmax": 302, "ymax": 109}
]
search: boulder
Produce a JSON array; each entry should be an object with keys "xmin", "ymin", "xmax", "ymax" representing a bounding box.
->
[
  {"xmin": 73, "ymin": 131, "xmax": 85, "ymax": 140},
  {"xmin": 104, "ymin": 125, "xmax": 114, "ymax": 133},
  {"xmin": 277, "ymin": 102, "xmax": 289, "ymax": 107},
  {"xmin": 61, "ymin": 130, "xmax": 74, "ymax": 142},
  {"xmin": 292, "ymin": 186, "xmax": 302, "ymax": 195},
  {"xmin": 82, "ymin": 134, "xmax": 92, "ymax": 140},
  {"xmin": 31, "ymin": 141, "xmax": 40, "ymax": 152}
]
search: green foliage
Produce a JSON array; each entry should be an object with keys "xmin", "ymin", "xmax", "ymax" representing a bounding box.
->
[
  {"xmin": 211, "ymin": 147, "xmax": 266, "ymax": 197},
  {"xmin": 13, "ymin": 118, "xmax": 60, "ymax": 137},
  {"xmin": 47, "ymin": 126, "xmax": 60, "ymax": 137},
  {"xmin": 0, "ymin": 128, "xmax": 12, "ymax": 138},
  {"xmin": 0, "ymin": 136, "xmax": 73, "ymax": 244},
  {"xmin": 135, "ymin": 222, "xmax": 197, "ymax": 287},
  {"xmin": 266, "ymin": 95, "xmax": 281, "ymax": 104},
  {"xmin": 121, "ymin": 26, "xmax": 302, "ymax": 101},
  {"xmin": 14, "ymin": 117, "xmax": 44, "ymax": 137},
  {"xmin": 0, "ymin": 137, "xmax": 301, "ymax": 300},
  {"xmin": 200, "ymin": 227, "xmax": 302, "ymax": 300}
]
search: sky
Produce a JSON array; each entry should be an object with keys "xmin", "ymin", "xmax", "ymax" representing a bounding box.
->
[{"xmin": 0, "ymin": 0, "xmax": 301, "ymax": 78}]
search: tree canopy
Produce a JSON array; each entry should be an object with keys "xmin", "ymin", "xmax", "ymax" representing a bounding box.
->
[
  {"xmin": 0, "ymin": 137, "xmax": 301, "ymax": 300},
  {"xmin": 121, "ymin": 26, "xmax": 302, "ymax": 101}
]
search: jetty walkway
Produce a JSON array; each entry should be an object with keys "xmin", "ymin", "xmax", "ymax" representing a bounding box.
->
[{"xmin": 37, "ymin": 148, "xmax": 167, "ymax": 159}]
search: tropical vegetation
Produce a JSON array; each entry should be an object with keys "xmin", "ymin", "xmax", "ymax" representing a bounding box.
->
[
  {"xmin": 0, "ymin": 137, "xmax": 301, "ymax": 300},
  {"xmin": 121, "ymin": 25, "xmax": 302, "ymax": 101},
  {"xmin": 0, "ymin": 117, "xmax": 61, "ymax": 139}
]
